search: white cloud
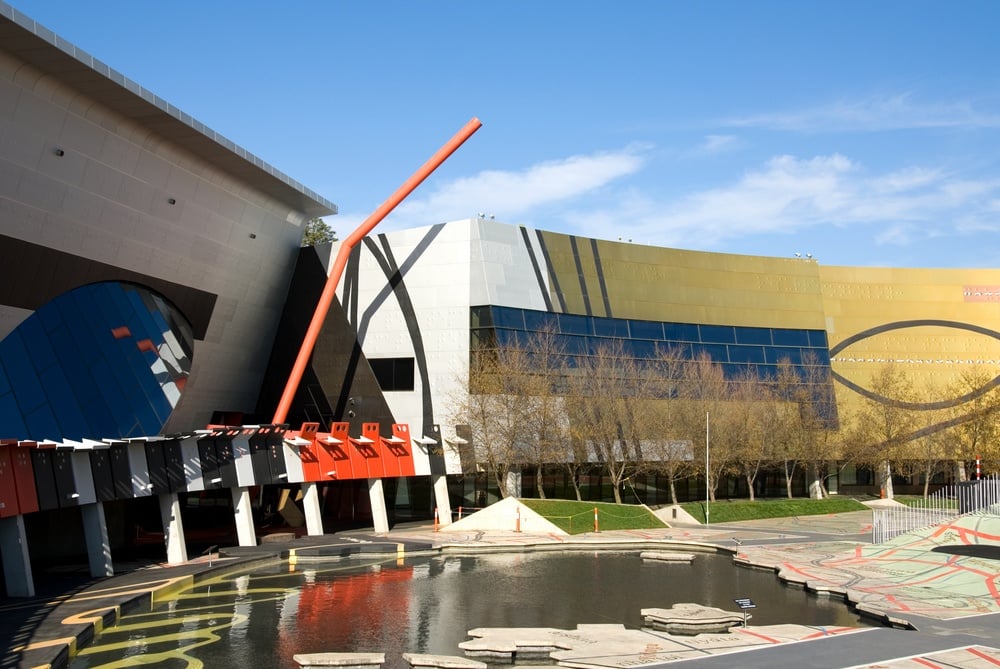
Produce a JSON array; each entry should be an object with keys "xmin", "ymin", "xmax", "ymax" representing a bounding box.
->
[
  {"xmin": 698, "ymin": 134, "xmax": 738, "ymax": 154},
  {"xmin": 374, "ymin": 146, "xmax": 648, "ymax": 227},
  {"xmin": 724, "ymin": 93, "xmax": 1000, "ymax": 132}
]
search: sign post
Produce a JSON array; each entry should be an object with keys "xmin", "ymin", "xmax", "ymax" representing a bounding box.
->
[{"xmin": 733, "ymin": 597, "xmax": 756, "ymax": 628}]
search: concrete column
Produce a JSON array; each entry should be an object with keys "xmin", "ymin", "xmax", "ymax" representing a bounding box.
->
[
  {"xmin": 433, "ymin": 474, "xmax": 452, "ymax": 528},
  {"xmin": 367, "ymin": 478, "xmax": 389, "ymax": 534},
  {"xmin": 232, "ymin": 487, "xmax": 257, "ymax": 547},
  {"xmin": 159, "ymin": 492, "xmax": 189, "ymax": 565},
  {"xmin": 81, "ymin": 502, "xmax": 114, "ymax": 577},
  {"xmin": 0, "ymin": 515, "xmax": 34, "ymax": 597},
  {"xmin": 302, "ymin": 482, "xmax": 324, "ymax": 536}
]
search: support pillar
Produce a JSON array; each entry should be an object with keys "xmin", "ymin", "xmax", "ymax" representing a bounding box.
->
[
  {"xmin": 368, "ymin": 478, "xmax": 389, "ymax": 534},
  {"xmin": 302, "ymin": 482, "xmax": 324, "ymax": 536},
  {"xmin": 232, "ymin": 487, "xmax": 257, "ymax": 547},
  {"xmin": 81, "ymin": 502, "xmax": 114, "ymax": 577},
  {"xmin": 0, "ymin": 515, "xmax": 34, "ymax": 597},
  {"xmin": 159, "ymin": 492, "xmax": 188, "ymax": 564},
  {"xmin": 432, "ymin": 474, "xmax": 452, "ymax": 528}
]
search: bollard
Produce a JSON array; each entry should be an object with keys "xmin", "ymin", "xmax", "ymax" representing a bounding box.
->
[
  {"xmin": 433, "ymin": 507, "xmax": 439, "ymax": 532},
  {"xmin": 515, "ymin": 507, "xmax": 521, "ymax": 533},
  {"xmin": 458, "ymin": 506, "xmax": 463, "ymax": 520},
  {"xmin": 977, "ymin": 455, "xmax": 981, "ymax": 481},
  {"xmin": 594, "ymin": 507, "xmax": 599, "ymax": 533}
]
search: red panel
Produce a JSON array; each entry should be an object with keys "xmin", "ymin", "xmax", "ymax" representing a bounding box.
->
[
  {"xmin": 296, "ymin": 423, "xmax": 322, "ymax": 482},
  {"xmin": 391, "ymin": 424, "xmax": 416, "ymax": 477},
  {"xmin": 324, "ymin": 423, "xmax": 354, "ymax": 479},
  {"xmin": 0, "ymin": 443, "xmax": 19, "ymax": 517},
  {"xmin": 11, "ymin": 442, "xmax": 39, "ymax": 515},
  {"xmin": 338, "ymin": 422, "xmax": 368, "ymax": 479},
  {"xmin": 358, "ymin": 423, "xmax": 384, "ymax": 478}
]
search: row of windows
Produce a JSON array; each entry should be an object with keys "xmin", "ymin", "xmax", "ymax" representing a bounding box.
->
[{"xmin": 471, "ymin": 305, "xmax": 829, "ymax": 349}]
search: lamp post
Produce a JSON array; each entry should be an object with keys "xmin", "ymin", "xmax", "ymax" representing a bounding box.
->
[{"xmin": 705, "ymin": 411, "xmax": 710, "ymax": 526}]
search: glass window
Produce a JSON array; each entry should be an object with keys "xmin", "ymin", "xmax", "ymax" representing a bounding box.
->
[
  {"xmin": 663, "ymin": 322, "xmax": 700, "ymax": 342},
  {"xmin": 492, "ymin": 307, "xmax": 525, "ymax": 329},
  {"xmin": 523, "ymin": 309, "xmax": 555, "ymax": 333},
  {"xmin": 728, "ymin": 345, "xmax": 766, "ymax": 364},
  {"xmin": 369, "ymin": 357, "xmax": 415, "ymax": 392},
  {"xmin": 628, "ymin": 320, "xmax": 663, "ymax": 340},
  {"xmin": 808, "ymin": 330, "xmax": 830, "ymax": 348},
  {"xmin": 558, "ymin": 313, "xmax": 593, "ymax": 336},
  {"xmin": 735, "ymin": 327, "xmax": 773, "ymax": 346},
  {"xmin": 690, "ymin": 343, "xmax": 729, "ymax": 362},
  {"xmin": 699, "ymin": 324, "xmax": 736, "ymax": 344},
  {"xmin": 771, "ymin": 328, "xmax": 810, "ymax": 347},
  {"xmin": 765, "ymin": 347, "xmax": 802, "ymax": 365},
  {"xmin": 470, "ymin": 305, "xmax": 493, "ymax": 329},
  {"xmin": 593, "ymin": 317, "xmax": 629, "ymax": 337}
]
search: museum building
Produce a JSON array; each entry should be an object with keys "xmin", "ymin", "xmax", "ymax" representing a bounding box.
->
[{"xmin": 3, "ymin": 2, "xmax": 1000, "ymax": 598}]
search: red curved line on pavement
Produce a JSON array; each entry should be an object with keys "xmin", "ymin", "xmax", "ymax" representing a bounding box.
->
[
  {"xmin": 735, "ymin": 628, "xmax": 783, "ymax": 644},
  {"xmin": 967, "ymin": 647, "xmax": 1000, "ymax": 666}
]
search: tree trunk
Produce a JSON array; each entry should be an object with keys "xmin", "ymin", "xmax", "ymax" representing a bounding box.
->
[
  {"xmin": 669, "ymin": 478, "xmax": 678, "ymax": 505},
  {"xmin": 746, "ymin": 475, "xmax": 755, "ymax": 501},
  {"xmin": 536, "ymin": 464, "xmax": 546, "ymax": 498},
  {"xmin": 612, "ymin": 481, "xmax": 623, "ymax": 504},
  {"xmin": 881, "ymin": 460, "xmax": 894, "ymax": 499},
  {"xmin": 957, "ymin": 460, "xmax": 968, "ymax": 483},
  {"xmin": 808, "ymin": 461, "xmax": 825, "ymax": 499}
]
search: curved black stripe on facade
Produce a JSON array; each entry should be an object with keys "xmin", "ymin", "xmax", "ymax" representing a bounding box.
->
[
  {"xmin": 590, "ymin": 238, "xmax": 612, "ymax": 318},
  {"xmin": 830, "ymin": 320, "xmax": 1000, "ymax": 410},
  {"xmin": 534, "ymin": 229, "xmax": 566, "ymax": 313},
  {"xmin": 569, "ymin": 236, "xmax": 593, "ymax": 316}
]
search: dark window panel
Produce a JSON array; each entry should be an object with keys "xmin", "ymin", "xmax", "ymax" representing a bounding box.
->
[
  {"xmin": 558, "ymin": 312, "xmax": 593, "ymax": 336},
  {"xmin": 734, "ymin": 327, "xmax": 773, "ymax": 346},
  {"xmin": 629, "ymin": 320, "xmax": 664, "ymax": 340},
  {"xmin": 699, "ymin": 324, "xmax": 737, "ymax": 344},
  {"xmin": 663, "ymin": 323, "xmax": 700, "ymax": 342},
  {"xmin": 492, "ymin": 307, "xmax": 525, "ymax": 329},
  {"xmin": 593, "ymin": 317, "xmax": 629, "ymax": 337},
  {"xmin": 728, "ymin": 345, "xmax": 766, "ymax": 364},
  {"xmin": 771, "ymin": 328, "xmax": 811, "ymax": 347}
]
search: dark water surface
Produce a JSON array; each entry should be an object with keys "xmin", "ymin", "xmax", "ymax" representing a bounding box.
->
[{"xmin": 70, "ymin": 551, "xmax": 870, "ymax": 668}]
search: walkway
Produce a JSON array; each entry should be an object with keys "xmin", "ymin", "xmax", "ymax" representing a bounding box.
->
[{"xmin": 2, "ymin": 508, "xmax": 999, "ymax": 669}]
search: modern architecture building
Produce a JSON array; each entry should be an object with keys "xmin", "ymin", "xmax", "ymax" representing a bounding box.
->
[{"xmin": 3, "ymin": 1, "xmax": 1000, "ymax": 600}]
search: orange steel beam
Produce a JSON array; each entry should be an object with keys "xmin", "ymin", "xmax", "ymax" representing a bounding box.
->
[{"xmin": 272, "ymin": 117, "xmax": 483, "ymax": 424}]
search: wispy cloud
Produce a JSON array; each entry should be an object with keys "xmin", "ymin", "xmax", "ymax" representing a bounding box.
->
[
  {"xmin": 723, "ymin": 93, "xmax": 1000, "ymax": 132},
  {"xmin": 355, "ymin": 146, "xmax": 648, "ymax": 229}
]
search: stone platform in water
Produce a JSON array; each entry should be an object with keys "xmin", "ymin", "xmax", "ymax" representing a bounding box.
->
[
  {"xmin": 293, "ymin": 652, "xmax": 385, "ymax": 668},
  {"xmin": 639, "ymin": 550, "xmax": 696, "ymax": 563},
  {"xmin": 642, "ymin": 603, "xmax": 744, "ymax": 634}
]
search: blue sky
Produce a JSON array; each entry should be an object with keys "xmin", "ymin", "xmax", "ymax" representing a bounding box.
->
[{"xmin": 10, "ymin": 1, "xmax": 1000, "ymax": 268}]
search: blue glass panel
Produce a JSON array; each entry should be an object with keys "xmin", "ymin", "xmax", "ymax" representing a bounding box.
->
[
  {"xmin": 24, "ymin": 403, "xmax": 60, "ymax": 439},
  {"xmin": 699, "ymin": 324, "xmax": 736, "ymax": 344},
  {"xmin": 771, "ymin": 329, "xmax": 810, "ymax": 346},
  {"xmin": 690, "ymin": 343, "xmax": 729, "ymax": 362},
  {"xmin": 629, "ymin": 320, "xmax": 664, "ymax": 340},
  {"xmin": 1, "ymin": 333, "xmax": 45, "ymax": 414},
  {"xmin": 494, "ymin": 329, "xmax": 522, "ymax": 347},
  {"xmin": 625, "ymin": 339, "xmax": 660, "ymax": 359},
  {"xmin": 492, "ymin": 307, "xmax": 525, "ymax": 329},
  {"xmin": 0, "ymin": 360, "xmax": 9, "ymax": 396},
  {"xmin": 0, "ymin": 393, "xmax": 27, "ymax": 436},
  {"xmin": 728, "ymin": 345, "xmax": 766, "ymax": 364},
  {"xmin": 765, "ymin": 347, "xmax": 802, "ymax": 365},
  {"xmin": 39, "ymin": 365, "xmax": 89, "ymax": 438},
  {"xmin": 807, "ymin": 330, "xmax": 830, "ymax": 348},
  {"xmin": 558, "ymin": 313, "xmax": 592, "ymax": 335},
  {"xmin": 36, "ymin": 300, "xmax": 65, "ymax": 333},
  {"xmin": 807, "ymin": 348, "xmax": 832, "ymax": 366},
  {"xmin": 523, "ymin": 309, "xmax": 555, "ymax": 332},
  {"xmin": 19, "ymin": 315, "xmax": 58, "ymax": 373},
  {"xmin": 470, "ymin": 306, "xmax": 493, "ymax": 329},
  {"xmin": 593, "ymin": 317, "xmax": 629, "ymax": 337},
  {"xmin": 560, "ymin": 335, "xmax": 589, "ymax": 355},
  {"xmin": 735, "ymin": 327, "xmax": 773, "ymax": 346},
  {"xmin": 663, "ymin": 323, "xmax": 700, "ymax": 342}
]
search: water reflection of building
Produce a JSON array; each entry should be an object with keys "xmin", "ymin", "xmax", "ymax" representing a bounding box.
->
[{"xmin": 4, "ymin": 1, "xmax": 1000, "ymax": 600}]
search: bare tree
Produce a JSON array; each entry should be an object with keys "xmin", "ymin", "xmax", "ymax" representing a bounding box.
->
[{"xmin": 943, "ymin": 367, "xmax": 1000, "ymax": 480}]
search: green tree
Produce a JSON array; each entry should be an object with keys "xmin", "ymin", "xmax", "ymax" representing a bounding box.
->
[{"xmin": 301, "ymin": 217, "xmax": 337, "ymax": 246}]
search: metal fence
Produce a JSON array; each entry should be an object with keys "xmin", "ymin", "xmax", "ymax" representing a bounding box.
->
[{"xmin": 871, "ymin": 475, "xmax": 1000, "ymax": 544}]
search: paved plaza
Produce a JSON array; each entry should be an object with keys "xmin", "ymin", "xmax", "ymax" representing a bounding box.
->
[{"xmin": 2, "ymin": 505, "xmax": 999, "ymax": 669}]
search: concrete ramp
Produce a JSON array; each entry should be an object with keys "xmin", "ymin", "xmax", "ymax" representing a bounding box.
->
[{"xmin": 440, "ymin": 497, "xmax": 567, "ymax": 535}]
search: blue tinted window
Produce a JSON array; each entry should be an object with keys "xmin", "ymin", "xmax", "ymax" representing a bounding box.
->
[
  {"xmin": 765, "ymin": 347, "xmax": 802, "ymax": 365},
  {"xmin": 625, "ymin": 339, "xmax": 660, "ymax": 359},
  {"xmin": 808, "ymin": 330, "xmax": 829, "ymax": 348},
  {"xmin": 772, "ymin": 329, "xmax": 810, "ymax": 346},
  {"xmin": 735, "ymin": 327, "xmax": 772, "ymax": 346},
  {"xmin": 699, "ymin": 325, "xmax": 736, "ymax": 344},
  {"xmin": 470, "ymin": 306, "xmax": 493, "ymax": 328},
  {"xmin": 629, "ymin": 320, "xmax": 663, "ymax": 340},
  {"xmin": 593, "ymin": 317, "xmax": 629, "ymax": 337},
  {"xmin": 690, "ymin": 343, "xmax": 729, "ymax": 362},
  {"xmin": 663, "ymin": 323, "xmax": 700, "ymax": 342},
  {"xmin": 0, "ymin": 393, "xmax": 27, "ymax": 435},
  {"xmin": 560, "ymin": 335, "xmax": 590, "ymax": 355},
  {"xmin": 558, "ymin": 313, "xmax": 593, "ymax": 335},
  {"xmin": 492, "ymin": 307, "xmax": 525, "ymax": 329},
  {"xmin": 523, "ymin": 309, "xmax": 555, "ymax": 332},
  {"xmin": 728, "ymin": 345, "xmax": 766, "ymax": 364}
]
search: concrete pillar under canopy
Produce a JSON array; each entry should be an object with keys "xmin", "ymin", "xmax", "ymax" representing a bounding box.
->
[
  {"xmin": 302, "ymin": 482, "xmax": 323, "ymax": 536},
  {"xmin": 232, "ymin": 487, "xmax": 257, "ymax": 546},
  {"xmin": 368, "ymin": 478, "xmax": 389, "ymax": 534},
  {"xmin": 81, "ymin": 502, "xmax": 114, "ymax": 577},
  {"xmin": 433, "ymin": 474, "xmax": 452, "ymax": 527},
  {"xmin": 0, "ymin": 515, "xmax": 34, "ymax": 597},
  {"xmin": 159, "ymin": 492, "xmax": 189, "ymax": 564}
]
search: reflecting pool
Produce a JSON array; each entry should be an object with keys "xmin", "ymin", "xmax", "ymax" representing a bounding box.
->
[{"xmin": 70, "ymin": 551, "xmax": 871, "ymax": 669}]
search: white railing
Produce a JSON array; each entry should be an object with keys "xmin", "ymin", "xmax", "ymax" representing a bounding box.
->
[{"xmin": 871, "ymin": 475, "xmax": 1000, "ymax": 544}]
